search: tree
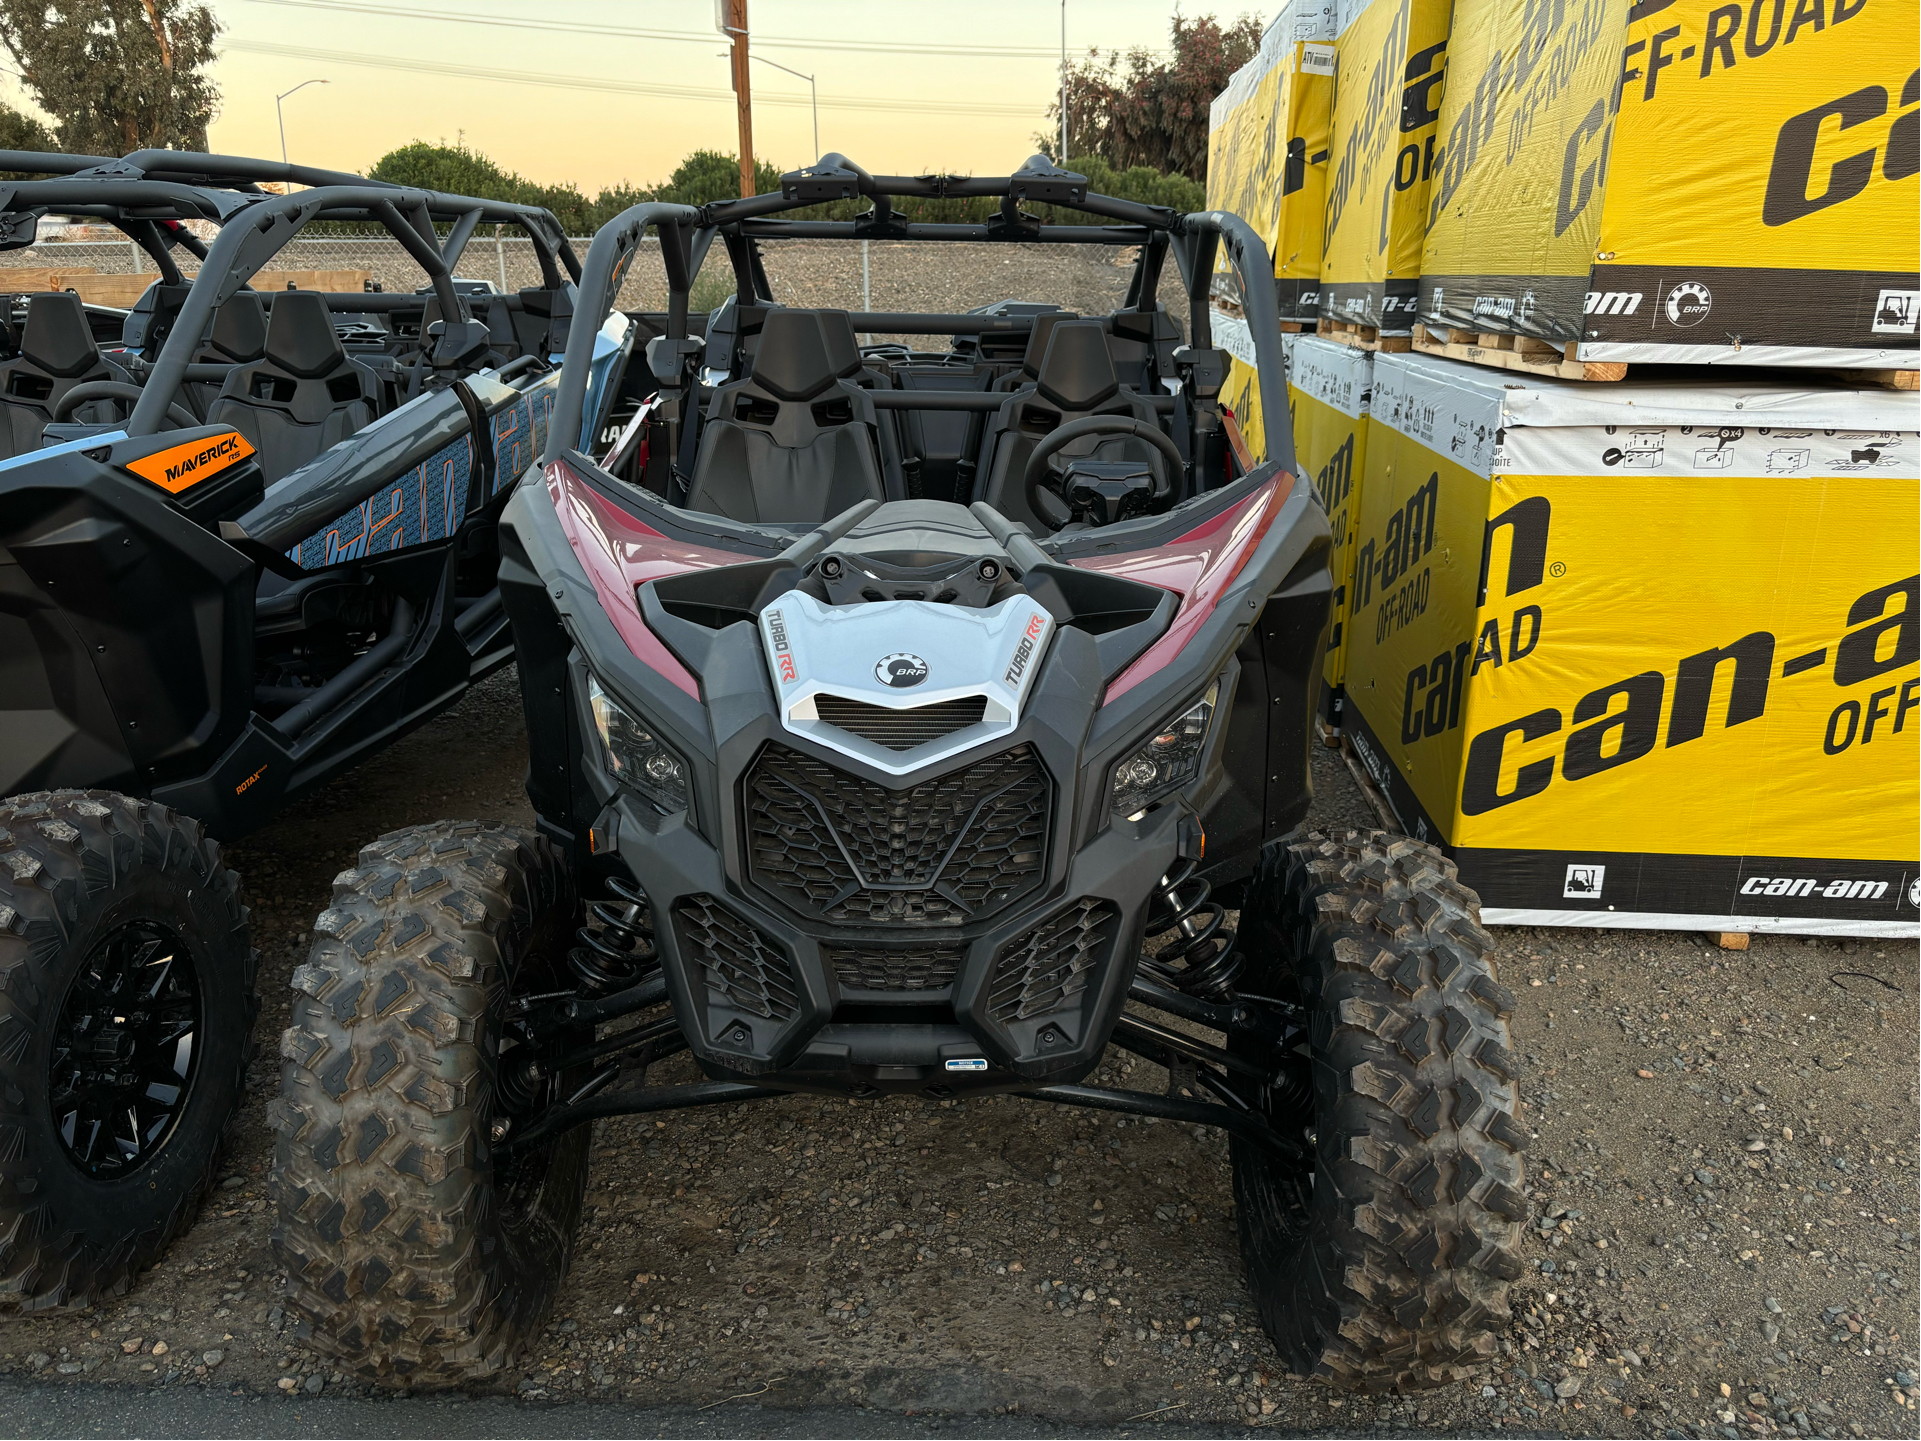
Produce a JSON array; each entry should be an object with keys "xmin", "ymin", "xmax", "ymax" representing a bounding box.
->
[
  {"xmin": 0, "ymin": 101, "xmax": 56, "ymax": 153},
  {"xmin": 0, "ymin": 0, "xmax": 221, "ymax": 155},
  {"xmin": 1042, "ymin": 12, "xmax": 1263, "ymax": 182},
  {"xmin": 649, "ymin": 150, "xmax": 782, "ymax": 208}
]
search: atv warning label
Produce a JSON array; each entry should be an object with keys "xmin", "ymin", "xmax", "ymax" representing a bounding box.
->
[{"xmin": 122, "ymin": 430, "xmax": 256, "ymax": 494}]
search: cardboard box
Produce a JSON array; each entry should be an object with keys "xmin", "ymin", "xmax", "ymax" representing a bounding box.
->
[
  {"xmin": 1341, "ymin": 350, "xmax": 1919, "ymax": 936},
  {"xmin": 1418, "ymin": 0, "xmax": 1920, "ymax": 368},
  {"xmin": 1212, "ymin": 312, "xmax": 1294, "ymax": 467},
  {"xmin": 1319, "ymin": 0, "xmax": 1452, "ymax": 331},
  {"xmin": 1287, "ymin": 335, "xmax": 1373, "ymax": 726},
  {"xmin": 1206, "ymin": 0, "xmax": 1339, "ymax": 323}
]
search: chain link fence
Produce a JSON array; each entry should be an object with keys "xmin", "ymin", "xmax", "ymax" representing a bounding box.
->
[{"xmin": 4, "ymin": 233, "xmax": 1191, "ymax": 341}]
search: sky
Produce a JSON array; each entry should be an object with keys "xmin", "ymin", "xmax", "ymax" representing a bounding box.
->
[{"xmin": 0, "ymin": 0, "xmax": 1262, "ymax": 194}]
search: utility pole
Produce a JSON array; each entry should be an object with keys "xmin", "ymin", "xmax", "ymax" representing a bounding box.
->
[
  {"xmin": 722, "ymin": 0, "xmax": 755, "ymax": 198},
  {"xmin": 1059, "ymin": 0, "xmax": 1067, "ymax": 162}
]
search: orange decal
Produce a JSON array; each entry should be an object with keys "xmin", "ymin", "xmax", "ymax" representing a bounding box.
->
[
  {"xmin": 123, "ymin": 431, "xmax": 256, "ymax": 494},
  {"xmin": 235, "ymin": 763, "xmax": 268, "ymax": 795}
]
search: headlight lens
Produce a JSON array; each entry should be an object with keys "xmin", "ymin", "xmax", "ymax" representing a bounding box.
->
[
  {"xmin": 588, "ymin": 675, "xmax": 689, "ymax": 813},
  {"xmin": 1110, "ymin": 681, "xmax": 1219, "ymax": 818}
]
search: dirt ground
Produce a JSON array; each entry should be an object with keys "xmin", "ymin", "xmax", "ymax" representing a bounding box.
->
[{"xmin": 1, "ymin": 666, "xmax": 1913, "ymax": 1439}]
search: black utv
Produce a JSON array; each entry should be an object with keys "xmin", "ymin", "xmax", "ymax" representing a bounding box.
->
[
  {"xmin": 0, "ymin": 149, "xmax": 611, "ymax": 1309},
  {"xmin": 272, "ymin": 156, "xmax": 1527, "ymax": 1392}
]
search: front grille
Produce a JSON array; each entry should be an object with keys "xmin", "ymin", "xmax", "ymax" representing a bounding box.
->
[
  {"xmin": 812, "ymin": 693, "xmax": 987, "ymax": 751},
  {"xmin": 987, "ymin": 898, "xmax": 1119, "ymax": 1023},
  {"xmin": 744, "ymin": 741, "xmax": 1049, "ymax": 926},
  {"xmin": 672, "ymin": 894, "xmax": 799, "ymax": 1021},
  {"xmin": 823, "ymin": 942, "xmax": 964, "ymax": 991}
]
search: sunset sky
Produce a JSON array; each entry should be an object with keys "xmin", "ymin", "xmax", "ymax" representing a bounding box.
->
[{"xmin": 1, "ymin": 0, "xmax": 1261, "ymax": 194}]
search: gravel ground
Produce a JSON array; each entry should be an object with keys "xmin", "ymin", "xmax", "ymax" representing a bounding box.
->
[{"xmin": 0, "ymin": 670, "xmax": 1912, "ymax": 1438}]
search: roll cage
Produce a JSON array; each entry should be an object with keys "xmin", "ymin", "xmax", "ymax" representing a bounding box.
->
[
  {"xmin": 0, "ymin": 150, "xmax": 582, "ymax": 438},
  {"xmin": 544, "ymin": 152, "xmax": 1293, "ymax": 478}
]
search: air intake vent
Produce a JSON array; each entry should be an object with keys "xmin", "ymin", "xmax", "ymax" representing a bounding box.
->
[
  {"xmin": 987, "ymin": 898, "xmax": 1118, "ymax": 1023},
  {"xmin": 672, "ymin": 894, "xmax": 799, "ymax": 1021},
  {"xmin": 744, "ymin": 742, "xmax": 1049, "ymax": 927},
  {"xmin": 824, "ymin": 942, "xmax": 964, "ymax": 992},
  {"xmin": 812, "ymin": 693, "xmax": 988, "ymax": 751}
]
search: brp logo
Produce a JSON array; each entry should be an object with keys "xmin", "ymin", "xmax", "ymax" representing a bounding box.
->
[
  {"xmin": 1665, "ymin": 281, "xmax": 1712, "ymax": 328},
  {"xmin": 875, "ymin": 653, "xmax": 929, "ymax": 688}
]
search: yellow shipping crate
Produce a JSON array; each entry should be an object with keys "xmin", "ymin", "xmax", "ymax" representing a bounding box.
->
[
  {"xmin": 1419, "ymin": 0, "xmax": 1919, "ymax": 368},
  {"xmin": 1287, "ymin": 335, "xmax": 1373, "ymax": 727},
  {"xmin": 1211, "ymin": 312, "xmax": 1295, "ymax": 466},
  {"xmin": 1342, "ymin": 350, "xmax": 1919, "ymax": 936},
  {"xmin": 1320, "ymin": 0, "xmax": 1451, "ymax": 332},
  {"xmin": 1206, "ymin": 0, "xmax": 1339, "ymax": 322}
]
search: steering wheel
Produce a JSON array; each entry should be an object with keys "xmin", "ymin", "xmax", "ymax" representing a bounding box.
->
[
  {"xmin": 1022, "ymin": 415, "xmax": 1186, "ymax": 531},
  {"xmin": 53, "ymin": 380, "xmax": 198, "ymax": 431}
]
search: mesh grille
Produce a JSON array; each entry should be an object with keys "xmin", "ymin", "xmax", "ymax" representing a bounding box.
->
[
  {"xmin": 987, "ymin": 898, "xmax": 1118, "ymax": 1023},
  {"xmin": 824, "ymin": 943, "xmax": 965, "ymax": 992},
  {"xmin": 672, "ymin": 894, "xmax": 799, "ymax": 1021},
  {"xmin": 743, "ymin": 742, "xmax": 1049, "ymax": 927},
  {"xmin": 811, "ymin": 693, "xmax": 988, "ymax": 751}
]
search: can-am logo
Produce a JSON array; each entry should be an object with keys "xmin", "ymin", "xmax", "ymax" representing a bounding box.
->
[
  {"xmin": 1740, "ymin": 876, "xmax": 1890, "ymax": 902},
  {"xmin": 1583, "ymin": 290, "xmax": 1643, "ymax": 316},
  {"xmin": 1665, "ymin": 281, "xmax": 1712, "ymax": 328},
  {"xmin": 875, "ymin": 653, "xmax": 929, "ymax": 688}
]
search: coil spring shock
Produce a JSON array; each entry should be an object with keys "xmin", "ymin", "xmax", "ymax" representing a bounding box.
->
[
  {"xmin": 568, "ymin": 876, "xmax": 657, "ymax": 994},
  {"xmin": 1138, "ymin": 857, "xmax": 1242, "ymax": 1000}
]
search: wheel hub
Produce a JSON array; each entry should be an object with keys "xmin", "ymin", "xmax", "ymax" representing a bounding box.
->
[{"xmin": 50, "ymin": 921, "xmax": 202, "ymax": 1178}]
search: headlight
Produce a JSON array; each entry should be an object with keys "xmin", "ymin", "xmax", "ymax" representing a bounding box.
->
[
  {"xmin": 588, "ymin": 675, "xmax": 690, "ymax": 813},
  {"xmin": 1110, "ymin": 681, "xmax": 1219, "ymax": 819}
]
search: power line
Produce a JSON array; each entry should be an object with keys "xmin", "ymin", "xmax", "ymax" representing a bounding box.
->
[
  {"xmin": 238, "ymin": 0, "xmax": 1166, "ymax": 61},
  {"xmin": 223, "ymin": 39, "xmax": 1046, "ymax": 118}
]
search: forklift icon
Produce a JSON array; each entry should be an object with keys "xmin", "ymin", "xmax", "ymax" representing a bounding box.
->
[{"xmin": 1872, "ymin": 289, "xmax": 1917, "ymax": 335}]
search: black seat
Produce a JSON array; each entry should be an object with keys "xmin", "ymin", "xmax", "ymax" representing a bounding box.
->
[
  {"xmin": 207, "ymin": 291, "xmax": 379, "ymax": 483},
  {"xmin": 683, "ymin": 308, "xmax": 887, "ymax": 524},
  {"xmin": 0, "ymin": 292, "xmax": 131, "ymax": 458},
  {"xmin": 182, "ymin": 291, "xmax": 269, "ymax": 419},
  {"xmin": 991, "ymin": 311, "xmax": 1080, "ymax": 391},
  {"xmin": 976, "ymin": 320, "xmax": 1169, "ymax": 532}
]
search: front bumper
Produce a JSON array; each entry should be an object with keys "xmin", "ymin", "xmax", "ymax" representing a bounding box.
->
[{"xmin": 602, "ymin": 781, "xmax": 1180, "ymax": 1097}]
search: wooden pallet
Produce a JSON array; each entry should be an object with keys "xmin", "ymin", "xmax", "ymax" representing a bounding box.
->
[
  {"xmin": 1825, "ymin": 367, "xmax": 1919, "ymax": 391},
  {"xmin": 1411, "ymin": 324, "xmax": 1628, "ymax": 381},
  {"xmin": 1316, "ymin": 317, "xmax": 1412, "ymax": 353}
]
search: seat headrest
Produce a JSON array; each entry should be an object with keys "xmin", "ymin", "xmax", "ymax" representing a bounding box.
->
[
  {"xmin": 1019, "ymin": 312, "xmax": 1076, "ymax": 379},
  {"xmin": 21, "ymin": 292, "xmax": 99, "ymax": 378},
  {"xmin": 207, "ymin": 292, "xmax": 267, "ymax": 363},
  {"xmin": 748, "ymin": 308, "xmax": 840, "ymax": 402},
  {"xmin": 263, "ymin": 290, "xmax": 347, "ymax": 378},
  {"xmin": 816, "ymin": 309, "xmax": 864, "ymax": 379},
  {"xmin": 1035, "ymin": 320, "xmax": 1118, "ymax": 410}
]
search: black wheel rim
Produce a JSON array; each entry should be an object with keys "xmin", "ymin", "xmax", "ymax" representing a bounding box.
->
[{"xmin": 50, "ymin": 920, "xmax": 203, "ymax": 1178}]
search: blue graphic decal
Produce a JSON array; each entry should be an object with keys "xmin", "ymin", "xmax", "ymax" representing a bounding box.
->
[
  {"xmin": 490, "ymin": 376, "xmax": 561, "ymax": 498},
  {"xmin": 286, "ymin": 433, "xmax": 476, "ymax": 570}
]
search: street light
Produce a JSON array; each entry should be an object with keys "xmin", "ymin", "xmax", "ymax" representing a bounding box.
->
[
  {"xmin": 275, "ymin": 78, "xmax": 329, "ymax": 170},
  {"xmin": 751, "ymin": 54, "xmax": 817, "ymax": 162}
]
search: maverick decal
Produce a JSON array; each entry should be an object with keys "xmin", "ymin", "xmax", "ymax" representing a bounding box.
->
[{"xmin": 123, "ymin": 431, "xmax": 256, "ymax": 494}]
